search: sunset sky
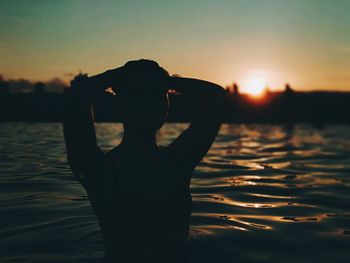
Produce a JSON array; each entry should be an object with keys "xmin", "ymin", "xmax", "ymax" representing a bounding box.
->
[{"xmin": 1, "ymin": 0, "xmax": 350, "ymax": 92}]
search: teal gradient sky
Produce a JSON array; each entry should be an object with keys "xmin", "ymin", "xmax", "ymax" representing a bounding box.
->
[{"xmin": 1, "ymin": 0, "xmax": 350, "ymax": 91}]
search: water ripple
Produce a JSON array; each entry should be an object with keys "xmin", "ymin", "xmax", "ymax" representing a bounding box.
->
[{"xmin": 0, "ymin": 123, "xmax": 350, "ymax": 262}]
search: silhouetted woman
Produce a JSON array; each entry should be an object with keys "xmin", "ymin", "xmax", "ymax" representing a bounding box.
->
[{"xmin": 63, "ymin": 59, "xmax": 226, "ymax": 262}]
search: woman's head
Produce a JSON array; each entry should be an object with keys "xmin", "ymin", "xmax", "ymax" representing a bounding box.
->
[{"xmin": 114, "ymin": 59, "xmax": 170, "ymax": 132}]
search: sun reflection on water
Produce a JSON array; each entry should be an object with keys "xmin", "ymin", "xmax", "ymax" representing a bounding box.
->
[{"xmin": 1, "ymin": 123, "xmax": 350, "ymax": 263}]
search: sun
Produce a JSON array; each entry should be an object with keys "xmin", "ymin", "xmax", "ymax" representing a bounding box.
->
[{"xmin": 244, "ymin": 77, "xmax": 266, "ymax": 97}]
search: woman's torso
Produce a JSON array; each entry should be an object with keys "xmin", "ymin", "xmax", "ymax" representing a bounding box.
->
[{"xmin": 83, "ymin": 146, "xmax": 192, "ymax": 261}]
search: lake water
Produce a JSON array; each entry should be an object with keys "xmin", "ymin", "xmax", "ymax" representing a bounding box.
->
[{"xmin": 0, "ymin": 123, "xmax": 350, "ymax": 263}]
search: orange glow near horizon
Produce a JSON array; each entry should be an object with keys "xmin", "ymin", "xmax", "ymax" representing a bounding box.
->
[
  {"xmin": 241, "ymin": 77, "xmax": 267, "ymax": 98},
  {"xmin": 1, "ymin": 2, "xmax": 350, "ymax": 92}
]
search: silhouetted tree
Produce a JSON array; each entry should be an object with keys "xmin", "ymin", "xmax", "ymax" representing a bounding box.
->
[
  {"xmin": 284, "ymin": 83, "xmax": 294, "ymax": 95},
  {"xmin": 45, "ymin": 78, "xmax": 66, "ymax": 93},
  {"xmin": 7, "ymin": 78, "xmax": 33, "ymax": 93},
  {"xmin": 264, "ymin": 86, "xmax": 272, "ymax": 97},
  {"xmin": 70, "ymin": 72, "xmax": 88, "ymax": 89}
]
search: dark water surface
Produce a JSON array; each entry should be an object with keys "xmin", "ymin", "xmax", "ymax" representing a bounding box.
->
[{"xmin": 1, "ymin": 123, "xmax": 350, "ymax": 263}]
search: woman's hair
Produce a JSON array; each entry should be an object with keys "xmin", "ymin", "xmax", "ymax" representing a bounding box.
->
[
  {"xmin": 117, "ymin": 59, "xmax": 170, "ymax": 131},
  {"xmin": 123, "ymin": 59, "xmax": 169, "ymax": 77},
  {"xmin": 116, "ymin": 59, "xmax": 170, "ymax": 95}
]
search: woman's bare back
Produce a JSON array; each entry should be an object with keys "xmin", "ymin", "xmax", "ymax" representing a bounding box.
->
[{"xmin": 84, "ymin": 146, "xmax": 192, "ymax": 261}]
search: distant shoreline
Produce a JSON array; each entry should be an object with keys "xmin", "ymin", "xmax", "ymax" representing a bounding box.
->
[{"xmin": 1, "ymin": 90, "xmax": 350, "ymax": 124}]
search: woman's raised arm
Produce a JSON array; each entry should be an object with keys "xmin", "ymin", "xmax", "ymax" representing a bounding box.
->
[
  {"xmin": 167, "ymin": 77, "xmax": 227, "ymax": 176},
  {"xmin": 62, "ymin": 67, "xmax": 123, "ymax": 182}
]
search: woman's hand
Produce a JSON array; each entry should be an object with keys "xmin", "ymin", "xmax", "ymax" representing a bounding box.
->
[
  {"xmin": 70, "ymin": 66, "xmax": 124, "ymax": 103},
  {"xmin": 70, "ymin": 59, "xmax": 169, "ymax": 103}
]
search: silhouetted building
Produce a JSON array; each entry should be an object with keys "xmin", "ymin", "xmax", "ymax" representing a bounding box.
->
[
  {"xmin": 283, "ymin": 83, "xmax": 295, "ymax": 123},
  {"xmin": 233, "ymin": 83, "xmax": 240, "ymax": 96},
  {"xmin": 34, "ymin": 82, "xmax": 45, "ymax": 94},
  {"xmin": 225, "ymin": 86, "xmax": 232, "ymax": 96},
  {"xmin": 226, "ymin": 83, "xmax": 240, "ymax": 97},
  {"xmin": 0, "ymin": 75, "xmax": 10, "ymax": 96}
]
